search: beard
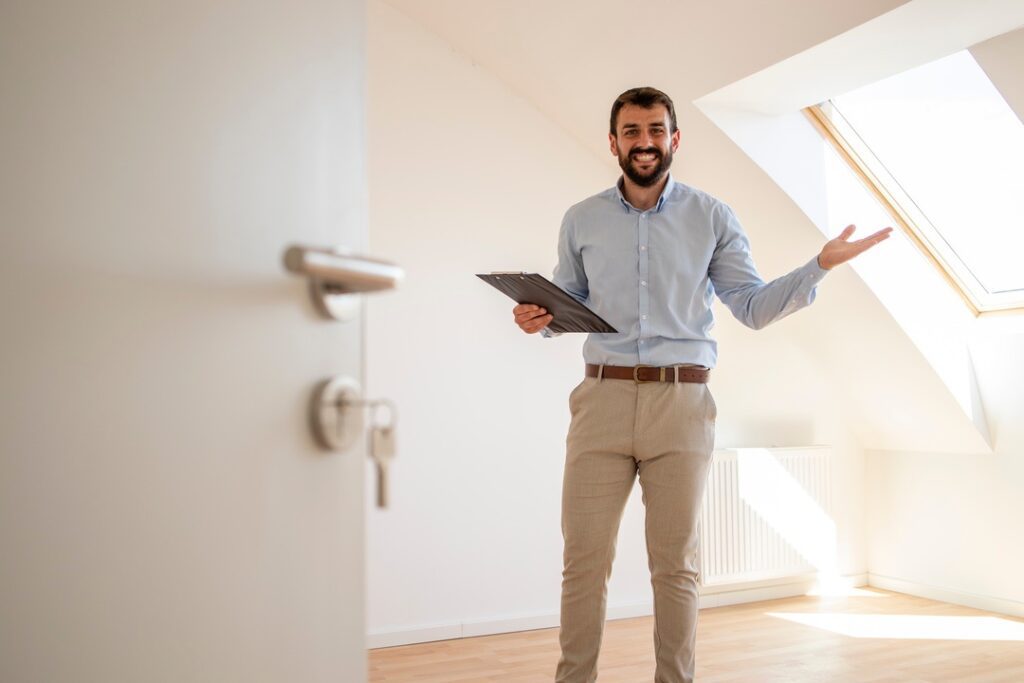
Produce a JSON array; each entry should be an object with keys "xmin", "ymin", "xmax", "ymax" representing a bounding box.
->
[{"xmin": 619, "ymin": 145, "xmax": 673, "ymax": 187}]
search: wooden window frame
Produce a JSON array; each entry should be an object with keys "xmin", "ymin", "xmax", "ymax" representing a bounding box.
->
[{"xmin": 804, "ymin": 103, "xmax": 1024, "ymax": 317}]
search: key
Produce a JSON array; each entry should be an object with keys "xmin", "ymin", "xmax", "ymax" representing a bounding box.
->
[{"xmin": 368, "ymin": 407, "xmax": 397, "ymax": 509}]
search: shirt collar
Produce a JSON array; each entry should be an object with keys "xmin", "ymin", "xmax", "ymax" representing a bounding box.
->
[{"xmin": 615, "ymin": 173, "xmax": 675, "ymax": 213}]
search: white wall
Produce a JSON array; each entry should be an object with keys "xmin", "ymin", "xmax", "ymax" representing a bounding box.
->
[
  {"xmin": 365, "ymin": 0, "xmax": 603, "ymax": 643},
  {"xmin": 864, "ymin": 25, "xmax": 1024, "ymax": 618},
  {"xmin": 866, "ymin": 315, "xmax": 1024, "ymax": 616},
  {"xmin": 365, "ymin": 0, "xmax": 877, "ymax": 645}
]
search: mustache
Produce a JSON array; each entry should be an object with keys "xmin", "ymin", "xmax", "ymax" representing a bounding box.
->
[{"xmin": 629, "ymin": 147, "xmax": 661, "ymax": 159}]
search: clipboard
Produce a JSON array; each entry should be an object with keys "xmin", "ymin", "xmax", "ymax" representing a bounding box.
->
[{"xmin": 476, "ymin": 272, "xmax": 618, "ymax": 334}]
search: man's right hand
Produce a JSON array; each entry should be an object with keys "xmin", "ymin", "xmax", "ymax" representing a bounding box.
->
[{"xmin": 513, "ymin": 303, "xmax": 553, "ymax": 334}]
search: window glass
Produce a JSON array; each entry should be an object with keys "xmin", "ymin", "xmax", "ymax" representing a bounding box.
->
[{"xmin": 824, "ymin": 50, "xmax": 1024, "ymax": 310}]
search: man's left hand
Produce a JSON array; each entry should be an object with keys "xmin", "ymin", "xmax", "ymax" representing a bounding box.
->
[{"xmin": 817, "ymin": 224, "xmax": 894, "ymax": 270}]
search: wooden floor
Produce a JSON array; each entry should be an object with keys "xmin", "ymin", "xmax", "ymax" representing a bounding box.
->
[{"xmin": 368, "ymin": 588, "xmax": 1024, "ymax": 682}]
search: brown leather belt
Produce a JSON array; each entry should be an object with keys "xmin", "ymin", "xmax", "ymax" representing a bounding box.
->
[{"xmin": 585, "ymin": 363, "xmax": 710, "ymax": 384}]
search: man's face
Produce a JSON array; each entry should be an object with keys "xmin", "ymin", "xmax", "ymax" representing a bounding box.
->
[{"xmin": 609, "ymin": 103, "xmax": 680, "ymax": 188}]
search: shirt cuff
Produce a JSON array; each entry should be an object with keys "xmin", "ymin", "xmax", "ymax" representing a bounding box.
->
[
  {"xmin": 803, "ymin": 254, "xmax": 830, "ymax": 285},
  {"xmin": 784, "ymin": 255, "xmax": 829, "ymax": 313},
  {"xmin": 540, "ymin": 327, "xmax": 561, "ymax": 339}
]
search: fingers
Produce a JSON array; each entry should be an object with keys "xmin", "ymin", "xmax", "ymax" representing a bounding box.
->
[
  {"xmin": 522, "ymin": 314, "xmax": 553, "ymax": 333},
  {"xmin": 512, "ymin": 303, "xmax": 535, "ymax": 315},
  {"xmin": 822, "ymin": 225, "xmax": 894, "ymax": 268},
  {"xmin": 513, "ymin": 303, "xmax": 553, "ymax": 333},
  {"xmin": 854, "ymin": 227, "xmax": 894, "ymax": 246},
  {"xmin": 513, "ymin": 303, "xmax": 545, "ymax": 323},
  {"xmin": 840, "ymin": 227, "xmax": 893, "ymax": 262}
]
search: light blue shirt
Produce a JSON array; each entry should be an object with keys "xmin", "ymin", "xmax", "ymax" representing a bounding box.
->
[{"xmin": 542, "ymin": 175, "xmax": 828, "ymax": 369}]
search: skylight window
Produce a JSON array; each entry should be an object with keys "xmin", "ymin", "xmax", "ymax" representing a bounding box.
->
[{"xmin": 806, "ymin": 50, "xmax": 1024, "ymax": 314}]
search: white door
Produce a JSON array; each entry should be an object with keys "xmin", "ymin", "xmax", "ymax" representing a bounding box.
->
[{"xmin": 0, "ymin": 1, "xmax": 372, "ymax": 680}]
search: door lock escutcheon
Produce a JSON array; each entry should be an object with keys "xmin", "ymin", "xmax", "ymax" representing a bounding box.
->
[
  {"xmin": 310, "ymin": 376, "xmax": 364, "ymax": 452},
  {"xmin": 310, "ymin": 376, "xmax": 398, "ymax": 454},
  {"xmin": 311, "ymin": 376, "xmax": 398, "ymax": 509}
]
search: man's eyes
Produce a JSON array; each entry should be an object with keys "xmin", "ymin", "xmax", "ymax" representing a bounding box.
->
[{"xmin": 623, "ymin": 128, "xmax": 666, "ymax": 137}]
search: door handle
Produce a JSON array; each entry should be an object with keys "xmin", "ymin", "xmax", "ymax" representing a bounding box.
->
[{"xmin": 283, "ymin": 244, "xmax": 404, "ymax": 320}]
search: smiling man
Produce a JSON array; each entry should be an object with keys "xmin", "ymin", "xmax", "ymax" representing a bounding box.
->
[{"xmin": 512, "ymin": 87, "xmax": 892, "ymax": 683}]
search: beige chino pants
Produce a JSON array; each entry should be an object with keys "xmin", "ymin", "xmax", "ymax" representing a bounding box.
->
[{"xmin": 554, "ymin": 370, "xmax": 717, "ymax": 683}]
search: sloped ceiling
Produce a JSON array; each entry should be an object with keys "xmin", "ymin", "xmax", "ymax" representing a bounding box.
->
[
  {"xmin": 972, "ymin": 26, "xmax": 1024, "ymax": 125},
  {"xmin": 383, "ymin": 0, "xmax": 911, "ymax": 161}
]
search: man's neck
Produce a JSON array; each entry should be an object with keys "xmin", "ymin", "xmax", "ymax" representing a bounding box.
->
[{"xmin": 621, "ymin": 174, "xmax": 669, "ymax": 211}]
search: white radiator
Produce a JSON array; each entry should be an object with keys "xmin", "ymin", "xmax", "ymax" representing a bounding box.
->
[{"xmin": 698, "ymin": 447, "xmax": 834, "ymax": 587}]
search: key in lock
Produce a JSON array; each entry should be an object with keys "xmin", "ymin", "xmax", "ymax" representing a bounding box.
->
[{"xmin": 368, "ymin": 400, "xmax": 397, "ymax": 509}]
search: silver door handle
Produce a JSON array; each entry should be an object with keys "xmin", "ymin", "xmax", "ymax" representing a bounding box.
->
[{"xmin": 283, "ymin": 244, "xmax": 403, "ymax": 320}]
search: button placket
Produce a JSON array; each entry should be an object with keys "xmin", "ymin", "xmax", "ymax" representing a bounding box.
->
[{"xmin": 638, "ymin": 211, "xmax": 650, "ymax": 363}]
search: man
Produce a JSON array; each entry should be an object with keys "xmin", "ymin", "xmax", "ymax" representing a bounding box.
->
[{"xmin": 512, "ymin": 87, "xmax": 892, "ymax": 683}]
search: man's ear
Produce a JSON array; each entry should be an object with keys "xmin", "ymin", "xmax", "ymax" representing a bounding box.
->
[
  {"xmin": 671, "ymin": 129, "xmax": 681, "ymax": 152},
  {"xmin": 609, "ymin": 133, "xmax": 619, "ymax": 156}
]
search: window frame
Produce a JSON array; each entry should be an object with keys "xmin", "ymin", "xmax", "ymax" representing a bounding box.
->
[{"xmin": 804, "ymin": 102, "xmax": 1024, "ymax": 317}]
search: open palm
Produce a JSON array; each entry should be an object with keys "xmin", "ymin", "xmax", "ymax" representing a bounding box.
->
[{"xmin": 818, "ymin": 224, "xmax": 894, "ymax": 270}]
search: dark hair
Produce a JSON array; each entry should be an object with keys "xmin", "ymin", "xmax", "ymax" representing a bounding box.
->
[{"xmin": 609, "ymin": 87, "xmax": 677, "ymax": 135}]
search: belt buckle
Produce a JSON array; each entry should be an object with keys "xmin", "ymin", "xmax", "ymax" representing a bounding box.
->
[{"xmin": 633, "ymin": 364, "xmax": 657, "ymax": 384}]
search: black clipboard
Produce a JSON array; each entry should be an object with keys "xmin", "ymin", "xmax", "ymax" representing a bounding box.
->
[{"xmin": 476, "ymin": 272, "xmax": 617, "ymax": 334}]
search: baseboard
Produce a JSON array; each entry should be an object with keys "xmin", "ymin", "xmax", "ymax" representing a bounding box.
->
[
  {"xmin": 367, "ymin": 573, "xmax": 868, "ymax": 650},
  {"xmin": 867, "ymin": 573, "xmax": 1024, "ymax": 619},
  {"xmin": 367, "ymin": 622, "xmax": 463, "ymax": 650}
]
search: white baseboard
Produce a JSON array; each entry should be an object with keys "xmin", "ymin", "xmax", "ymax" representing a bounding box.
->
[
  {"xmin": 367, "ymin": 573, "xmax": 868, "ymax": 650},
  {"xmin": 367, "ymin": 622, "xmax": 463, "ymax": 650},
  {"xmin": 867, "ymin": 573, "xmax": 1024, "ymax": 619}
]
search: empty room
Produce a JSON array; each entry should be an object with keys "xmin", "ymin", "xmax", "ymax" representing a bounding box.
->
[{"xmin": 3, "ymin": 1, "xmax": 1023, "ymax": 682}]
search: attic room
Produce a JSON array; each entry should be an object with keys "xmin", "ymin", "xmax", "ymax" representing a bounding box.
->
[{"xmin": 2, "ymin": 0, "xmax": 1022, "ymax": 681}]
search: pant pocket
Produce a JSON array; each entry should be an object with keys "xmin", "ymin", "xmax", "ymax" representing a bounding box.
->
[
  {"xmin": 703, "ymin": 385, "xmax": 717, "ymax": 422},
  {"xmin": 568, "ymin": 378, "xmax": 588, "ymax": 413}
]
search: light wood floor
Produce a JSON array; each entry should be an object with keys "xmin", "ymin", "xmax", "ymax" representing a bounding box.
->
[{"xmin": 368, "ymin": 588, "xmax": 1024, "ymax": 682}]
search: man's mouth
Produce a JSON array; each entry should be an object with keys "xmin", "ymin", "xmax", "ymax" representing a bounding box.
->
[{"xmin": 631, "ymin": 150, "xmax": 660, "ymax": 164}]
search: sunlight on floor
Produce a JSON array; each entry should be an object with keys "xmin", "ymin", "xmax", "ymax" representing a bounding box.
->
[{"xmin": 766, "ymin": 611, "xmax": 1024, "ymax": 641}]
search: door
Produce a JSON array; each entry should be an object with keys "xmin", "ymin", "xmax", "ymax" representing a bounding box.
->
[{"xmin": 0, "ymin": 1, "xmax": 370, "ymax": 680}]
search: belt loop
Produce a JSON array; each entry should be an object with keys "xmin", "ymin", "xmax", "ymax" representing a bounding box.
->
[
  {"xmin": 597, "ymin": 364, "xmax": 604, "ymax": 382},
  {"xmin": 674, "ymin": 365, "xmax": 679, "ymax": 383}
]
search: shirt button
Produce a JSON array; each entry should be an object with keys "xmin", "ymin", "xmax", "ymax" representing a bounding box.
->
[
  {"xmin": 639, "ymin": 339, "xmax": 644, "ymax": 344},
  {"xmin": 642, "ymin": 315, "xmax": 647, "ymax": 320},
  {"xmin": 641, "ymin": 280, "xmax": 647, "ymax": 286},
  {"xmin": 640, "ymin": 245, "xmax": 647, "ymax": 251}
]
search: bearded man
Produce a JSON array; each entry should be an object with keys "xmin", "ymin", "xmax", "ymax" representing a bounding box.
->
[{"xmin": 512, "ymin": 86, "xmax": 891, "ymax": 683}]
